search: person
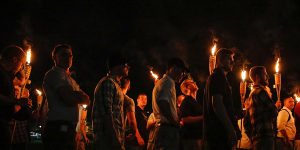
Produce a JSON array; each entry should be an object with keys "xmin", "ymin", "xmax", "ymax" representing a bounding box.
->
[
  {"xmin": 0, "ymin": 45, "xmax": 29, "ymax": 150},
  {"xmin": 121, "ymin": 77, "xmax": 145, "ymax": 150},
  {"xmin": 244, "ymin": 66, "xmax": 278, "ymax": 150},
  {"xmin": 146, "ymin": 112, "xmax": 156, "ymax": 150},
  {"xmin": 203, "ymin": 48, "xmax": 240, "ymax": 150},
  {"xmin": 92, "ymin": 54, "xmax": 130, "ymax": 150},
  {"xmin": 42, "ymin": 44, "xmax": 90, "ymax": 150},
  {"xmin": 75, "ymin": 105, "xmax": 90, "ymax": 150},
  {"xmin": 237, "ymin": 98, "xmax": 252, "ymax": 150},
  {"xmin": 294, "ymin": 89, "xmax": 300, "ymax": 150},
  {"xmin": 148, "ymin": 57, "xmax": 188, "ymax": 150},
  {"xmin": 176, "ymin": 95, "xmax": 185, "ymax": 118},
  {"xmin": 276, "ymin": 97, "xmax": 296, "ymax": 150},
  {"xmin": 135, "ymin": 93, "xmax": 149, "ymax": 149},
  {"xmin": 179, "ymin": 79, "xmax": 203, "ymax": 150},
  {"xmin": 9, "ymin": 71, "xmax": 33, "ymax": 150}
]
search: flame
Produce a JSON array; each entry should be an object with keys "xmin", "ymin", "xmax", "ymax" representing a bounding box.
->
[
  {"xmin": 275, "ymin": 58, "xmax": 279, "ymax": 73},
  {"xmin": 83, "ymin": 105, "xmax": 87, "ymax": 109},
  {"xmin": 295, "ymin": 94, "xmax": 300, "ymax": 102},
  {"xmin": 150, "ymin": 71, "xmax": 158, "ymax": 80},
  {"xmin": 211, "ymin": 44, "xmax": 217, "ymax": 56},
  {"xmin": 241, "ymin": 70, "xmax": 246, "ymax": 81},
  {"xmin": 26, "ymin": 49, "xmax": 31, "ymax": 64},
  {"xmin": 36, "ymin": 89, "xmax": 42, "ymax": 96}
]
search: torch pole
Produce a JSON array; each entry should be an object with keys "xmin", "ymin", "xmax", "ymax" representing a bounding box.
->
[
  {"xmin": 209, "ymin": 55, "xmax": 216, "ymax": 75},
  {"xmin": 274, "ymin": 73, "xmax": 281, "ymax": 103}
]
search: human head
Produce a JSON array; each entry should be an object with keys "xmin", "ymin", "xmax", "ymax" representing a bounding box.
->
[
  {"xmin": 284, "ymin": 97, "xmax": 295, "ymax": 110},
  {"xmin": 121, "ymin": 77, "xmax": 130, "ymax": 94},
  {"xmin": 177, "ymin": 95, "xmax": 185, "ymax": 108},
  {"xmin": 52, "ymin": 44, "xmax": 73, "ymax": 70},
  {"xmin": 166, "ymin": 57, "xmax": 189, "ymax": 83},
  {"xmin": 0, "ymin": 45, "xmax": 26, "ymax": 74},
  {"xmin": 216, "ymin": 48, "xmax": 234, "ymax": 72},
  {"xmin": 137, "ymin": 94, "xmax": 147, "ymax": 110},
  {"xmin": 180, "ymin": 79, "xmax": 198, "ymax": 96},
  {"xmin": 107, "ymin": 53, "xmax": 129, "ymax": 78},
  {"xmin": 249, "ymin": 66, "xmax": 269, "ymax": 86}
]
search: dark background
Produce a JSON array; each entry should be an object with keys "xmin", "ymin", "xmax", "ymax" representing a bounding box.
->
[{"xmin": 0, "ymin": 0, "xmax": 300, "ymax": 119}]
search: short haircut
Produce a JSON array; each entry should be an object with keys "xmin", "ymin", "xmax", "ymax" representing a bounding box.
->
[
  {"xmin": 0, "ymin": 45, "xmax": 25, "ymax": 62},
  {"xmin": 52, "ymin": 44, "xmax": 72, "ymax": 59},
  {"xmin": 216, "ymin": 48, "xmax": 234, "ymax": 63},
  {"xmin": 167, "ymin": 57, "xmax": 188, "ymax": 72},
  {"xmin": 249, "ymin": 66, "xmax": 266, "ymax": 82}
]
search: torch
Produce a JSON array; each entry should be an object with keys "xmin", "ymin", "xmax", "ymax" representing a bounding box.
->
[
  {"xmin": 274, "ymin": 58, "xmax": 281, "ymax": 104},
  {"xmin": 36, "ymin": 89, "xmax": 43, "ymax": 111},
  {"xmin": 19, "ymin": 49, "xmax": 32, "ymax": 98},
  {"xmin": 209, "ymin": 43, "xmax": 217, "ymax": 75},
  {"xmin": 294, "ymin": 94, "xmax": 300, "ymax": 103},
  {"xmin": 240, "ymin": 70, "xmax": 247, "ymax": 109},
  {"xmin": 150, "ymin": 70, "xmax": 159, "ymax": 84}
]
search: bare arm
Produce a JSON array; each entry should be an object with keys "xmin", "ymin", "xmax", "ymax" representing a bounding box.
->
[{"xmin": 127, "ymin": 112, "xmax": 145, "ymax": 146}]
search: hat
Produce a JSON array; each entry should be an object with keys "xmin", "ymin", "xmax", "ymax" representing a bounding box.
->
[{"xmin": 167, "ymin": 57, "xmax": 189, "ymax": 73}]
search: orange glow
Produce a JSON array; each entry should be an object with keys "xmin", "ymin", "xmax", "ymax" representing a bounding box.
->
[
  {"xmin": 241, "ymin": 70, "xmax": 246, "ymax": 81},
  {"xmin": 295, "ymin": 94, "xmax": 300, "ymax": 102},
  {"xmin": 150, "ymin": 71, "xmax": 158, "ymax": 80},
  {"xmin": 36, "ymin": 89, "xmax": 42, "ymax": 96},
  {"xmin": 26, "ymin": 49, "xmax": 31, "ymax": 64},
  {"xmin": 275, "ymin": 58, "xmax": 280, "ymax": 73},
  {"xmin": 211, "ymin": 44, "xmax": 217, "ymax": 56},
  {"xmin": 83, "ymin": 105, "xmax": 87, "ymax": 109}
]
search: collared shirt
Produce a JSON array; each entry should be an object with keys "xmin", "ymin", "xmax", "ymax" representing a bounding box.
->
[
  {"xmin": 277, "ymin": 106, "xmax": 296, "ymax": 140},
  {"xmin": 152, "ymin": 74, "xmax": 177, "ymax": 124},
  {"xmin": 92, "ymin": 75, "xmax": 125, "ymax": 148},
  {"xmin": 203, "ymin": 67, "xmax": 237, "ymax": 141},
  {"xmin": 43, "ymin": 66, "xmax": 80, "ymax": 123},
  {"xmin": 248, "ymin": 85, "xmax": 278, "ymax": 141}
]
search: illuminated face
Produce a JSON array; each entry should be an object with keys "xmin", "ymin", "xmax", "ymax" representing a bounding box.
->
[
  {"xmin": 55, "ymin": 49, "xmax": 73, "ymax": 69},
  {"xmin": 223, "ymin": 54, "xmax": 234, "ymax": 72},
  {"xmin": 284, "ymin": 97, "xmax": 295, "ymax": 110},
  {"xmin": 137, "ymin": 94, "xmax": 147, "ymax": 109},
  {"xmin": 122, "ymin": 64, "xmax": 130, "ymax": 77}
]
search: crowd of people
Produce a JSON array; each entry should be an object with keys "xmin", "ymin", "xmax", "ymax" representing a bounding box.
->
[{"xmin": 0, "ymin": 44, "xmax": 299, "ymax": 150}]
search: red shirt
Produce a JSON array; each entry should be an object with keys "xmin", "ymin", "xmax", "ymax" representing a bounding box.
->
[{"xmin": 294, "ymin": 102, "xmax": 300, "ymax": 139}]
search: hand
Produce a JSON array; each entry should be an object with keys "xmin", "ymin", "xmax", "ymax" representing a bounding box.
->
[
  {"xmin": 14, "ymin": 105, "xmax": 21, "ymax": 113},
  {"xmin": 136, "ymin": 135, "xmax": 145, "ymax": 146},
  {"xmin": 275, "ymin": 100, "xmax": 281, "ymax": 109}
]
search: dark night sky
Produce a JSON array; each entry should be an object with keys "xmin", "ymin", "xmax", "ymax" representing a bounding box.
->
[{"xmin": 0, "ymin": 0, "xmax": 300, "ymax": 113}]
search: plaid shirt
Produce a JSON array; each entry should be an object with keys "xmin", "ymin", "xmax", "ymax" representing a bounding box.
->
[
  {"xmin": 92, "ymin": 75, "xmax": 125, "ymax": 149},
  {"xmin": 247, "ymin": 85, "xmax": 278, "ymax": 141}
]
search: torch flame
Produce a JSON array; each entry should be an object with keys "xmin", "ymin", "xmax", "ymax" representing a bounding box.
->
[
  {"xmin": 211, "ymin": 44, "xmax": 217, "ymax": 56},
  {"xmin": 83, "ymin": 105, "xmax": 87, "ymax": 109},
  {"xmin": 26, "ymin": 49, "xmax": 31, "ymax": 64},
  {"xmin": 275, "ymin": 58, "xmax": 280, "ymax": 73},
  {"xmin": 150, "ymin": 71, "xmax": 158, "ymax": 80},
  {"xmin": 36, "ymin": 89, "xmax": 42, "ymax": 96},
  {"xmin": 241, "ymin": 70, "xmax": 246, "ymax": 81},
  {"xmin": 295, "ymin": 94, "xmax": 300, "ymax": 102}
]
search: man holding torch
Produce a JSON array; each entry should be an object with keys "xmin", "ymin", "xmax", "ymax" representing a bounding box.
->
[
  {"xmin": 203, "ymin": 48, "xmax": 240, "ymax": 150},
  {"xmin": 244, "ymin": 66, "xmax": 278, "ymax": 150},
  {"xmin": 0, "ymin": 45, "xmax": 29, "ymax": 149},
  {"xmin": 42, "ymin": 44, "xmax": 90, "ymax": 150}
]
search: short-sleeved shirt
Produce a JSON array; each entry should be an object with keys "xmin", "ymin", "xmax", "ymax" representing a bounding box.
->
[
  {"xmin": 92, "ymin": 75, "xmax": 125, "ymax": 149},
  {"xmin": 152, "ymin": 74, "xmax": 177, "ymax": 124},
  {"xmin": 277, "ymin": 106, "xmax": 296, "ymax": 140},
  {"xmin": 179, "ymin": 96, "xmax": 202, "ymax": 139},
  {"xmin": 43, "ymin": 66, "xmax": 80, "ymax": 123},
  {"xmin": 203, "ymin": 67, "xmax": 237, "ymax": 141}
]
